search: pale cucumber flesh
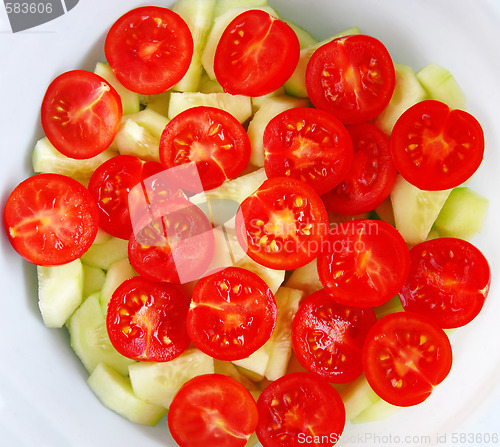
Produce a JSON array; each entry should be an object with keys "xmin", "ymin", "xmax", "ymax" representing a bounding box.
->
[
  {"xmin": 417, "ymin": 63, "xmax": 466, "ymax": 110},
  {"xmin": 80, "ymin": 236, "xmax": 129, "ymax": 270},
  {"xmin": 99, "ymin": 258, "xmax": 137, "ymax": 315}
]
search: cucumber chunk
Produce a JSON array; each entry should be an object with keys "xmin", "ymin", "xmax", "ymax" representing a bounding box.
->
[
  {"xmin": 140, "ymin": 92, "xmax": 170, "ymax": 117},
  {"xmin": 37, "ymin": 259, "xmax": 84, "ymax": 328},
  {"xmin": 173, "ymin": 0, "xmax": 217, "ymax": 92},
  {"xmin": 335, "ymin": 373, "xmax": 381, "ymax": 421},
  {"xmin": 67, "ymin": 293, "xmax": 135, "ymax": 376},
  {"xmin": 88, "ymin": 362, "xmax": 166, "ymax": 426},
  {"xmin": 374, "ymin": 295, "xmax": 404, "ymax": 319},
  {"xmin": 168, "ymin": 92, "xmax": 252, "ymax": 123},
  {"xmin": 285, "ymin": 258, "xmax": 323, "ymax": 297},
  {"xmin": 434, "ymin": 187, "xmax": 489, "ymax": 240},
  {"xmin": 416, "ymin": 63, "xmax": 466, "ymax": 110},
  {"xmin": 128, "ymin": 348, "xmax": 214, "ymax": 408},
  {"xmin": 390, "ymin": 175, "xmax": 451, "ymax": 246},
  {"xmin": 32, "ymin": 137, "xmax": 116, "ymax": 180},
  {"xmin": 94, "ymin": 62, "xmax": 140, "ymax": 115},
  {"xmin": 373, "ymin": 63, "xmax": 427, "ymax": 135},
  {"xmin": 247, "ymin": 96, "xmax": 309, "ymax": 167},
  {"xmin": 82, "ymin": 264, "xmax": 106, "ymax": 298},
  {"xmin": 99, "ymin": 258, "xmax": 137, "ymax": 315},
  {"xmin": 213, "ymin": 0, "xmax": 268, "ymax": 17},
  {"xmin": 283, "ymin": 19, "xmax": 318, "ymax": 49},
  {"xmin": 351, "ymin": 398, "xmax": 399, "ymax": 424},
  {"xmin": 213, "ymin": 359, "xmax": 261, "ymax": 400},
  {"xmin": 80, "ymin": 236, "xmax": 129, "ymax": 270}
]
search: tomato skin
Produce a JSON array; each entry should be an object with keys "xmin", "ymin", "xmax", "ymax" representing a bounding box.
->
[
  {"xmin": 187, "ymin": 267, "xmax": 277, "ymax": 361},
  {"xmin": 306, "ymin": 35, "xmax": 395, "ymax": 124},
  {"xmin": 4, "ymin": 173, "xmax": 99, "ymax": 266},
  {"xmin": 362, "ymin": 312, "xmax": 453, "ymax": 407},
  {"xmin": 88, "ymin": 155, "xmax": 163, "ymax": 240},
  {"xmin": 399, "ymin": 238, "xmax": 491, "ymax": 328},
  {"xmin": 391, "ymin": 100, "xmax": 485, "ymax": 190},
  {"xmin": 159, "ymin": 106, "xmax": 251, "ymax": 192},
  {"xmin": 105, "ymin": 6, "xmax": 193, "ymax": 94},
  {"xmin": 41, "ymin": 70, "xmax": 122, "ymax": 159},
  {"xmin": 264, "ymin": 107, "xmax": 353, "ymax": 195},
  {"xmin": 106, "ymin": 276, "xmax": 191, "ymax": 362},
  {"xmin": 317, "ymin": 219, "xmax": 410, "ymax": 307},
  {"xmin": 322, "ymin": 122, "xmax": 397, "ymax": 215},
  {"xmin": 256, "ymin": 372, "xmax": 345, "ymax": 447},
  {"xmin": 214, "ymin": 9, "xmax": 300, "ymax": 96},
  {"xmin": 168, "ymin": 374, "xmax": 258, "ymax": 447},
  {"xmin": 292, "ymin": 289, "xmax": 377, "ymax": 383},
  {"xmin": 236, "ymin": 176, "xmax": 329, "ymax": 270}
]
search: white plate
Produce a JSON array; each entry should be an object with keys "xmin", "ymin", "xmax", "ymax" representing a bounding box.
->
[{"xmin": 1, "ymin": 1, "xmax": 499, "ymax": 446}]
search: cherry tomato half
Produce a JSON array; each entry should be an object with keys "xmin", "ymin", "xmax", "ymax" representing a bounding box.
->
[
  {"xmin": 264, "ymin": 107, "xmax": 353, "ymax": 195},
  {"xmin": 306, "ymin": 34, "xmax": 395, "ymax": 124},
  {"xmin": 187, "ymin": 267, "xmax": 277, "ymax": 361},
  {"xmin": 106, "ymin": 276, "xmax": 191, "ymax": 362},
  {"xmin": 292, "ymin": 289, "xmax": 377, "ymax": 383},
  {"xmin": 214, "ymin": 9, "xmax": 300, "ymax": 96},
  {"xmin": 256, "ymin": 372, "xmax": 345, "ymax": 447},
  {"xmin": 362, "ymin": 312, "xmax": 453, "ymax": 407},
  {"xmin": 4, "ymin": 173, "xmax": 99, "ymax": 266},
  {"xmin": 236, "ymin": 177, "xmax": 329, "ymax": 270},
  {"xmin": 168, "ymin": 374, "xmax": 258, "ymax": 447},
  {"xmin": 391, "ymin": 100, "xmax": 485, "ymax": 190},
  {"xmin": 105, "ymin": 6, "xmax": 193, "ymax": 94},
  {"xmin": 41, "ymin": 70, "xmax": 122, "ymax": 159},
  {"xmin": 88, "ymin": 155, "xmax": 163, "ymax": 240},
  {"xmin": 399, "ymin": 237, "xmax": 491, "ymax": 328},
  {"xmin": 317, "ymin": 219, "xmax": 410, "ymax": 307},
  {"xmin": 159, "ymin": 106, "xmax": 251, "ymax": 192},
  {"xmin": 322, "ymin": 122, "xmax": 397, "ymax": 215}
]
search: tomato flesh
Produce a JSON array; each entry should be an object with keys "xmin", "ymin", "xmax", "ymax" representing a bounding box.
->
[
  {"xmin": 41, "ymin": 70, "xmax": 122, "ymax": 159},
  {"xmin": 399, "ymin": 237, "xmax": 491, "ymax": 328},
  {"xmin": 106, "ymin": 276, "xmax": 191, "ymax": 362},
  {"xmin": 187, "ymin": 267, "xmax": 277, "ymax": 361},
  {"xmin": 391, "ymin": 100, "xmax": 484, "ymax": 190},
  {"xmin": 362, "ymin": 312, "xmax": 453, "ymax": 407},
  {"xmin": 4, "ymin": 173, "xmax": 99, "ymax": 266}
]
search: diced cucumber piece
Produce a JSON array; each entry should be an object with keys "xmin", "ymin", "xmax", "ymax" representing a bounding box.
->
[
  {"xmin": 213, "ymin": 359, "xmax": 260, "ymax": 400},
  {"xmin": 235, "ymin": 255, "xmax": 285, "ymax": 296},
  {"xmin": 213, "ymin": 0, "xmax": 268, "ymax": 17},
  {"xmin": 201, "ymin": 6, "xmax": 278, "ymax": 80},
  {"xmin": 168, "ymin": 92, "xmax": 252, "ymax": 123},
  {"xmin": 99, "ymin": 258, "xmax": 137, "ymax": 315},
  {"xmin": 426, "ymin": 226, "xmax": 442, "ymax": 241},
  {"xmin": 67, "ymin": 293, "xmax": 136, "ymax": 376},
  {"xmin": 82, "ymin": 264, "xmax": 106, "ymax": 298},
  {"xmin": 94, "ymin": 62, "xmax": 140, "ymax": 115},
  {"xmin": 245, "ymin": 433, "xmax": 260, "ymax": 447},
  {"xmin": 93, "ymin": 228, "xmax": 112, "ymax": 245},
  {"xmin": 88, "ymin": 362, "xmax": 166, "ymax": 426},
  {"xmin": 140, "ymin": 92, "xmax": 170, "ymax": 117},
  {"xmin": 284, "ymin": 27, "xmax": 361, "ymax": 98},
  {"xmin": 416, "ymin": 63, "xmax": 466, "ymax": 110},
  {"xmin": 251, "ymin": 87, "xmax": 286, "ymax": 113},
  {"xmin": 80, "ymin": 236, "xmax": 129, "ymax": 271},
  {"xmin": 264, "ymin": 287, "xmax": 304, "ymax": 381},
  {"xmin": 335, "ymin": 374, "xmax": 381, "ymax": 421},
  {"xmin": 129, "ymin": 348, "xmax": 214, "ymax": 409},
  {"xmin": 232, "ymin": 346, "xmax": 270, "ymax": 381},
  {"xmin": 198, "ymin": 72, "xmax": 224, "ymax": 93},
  {"xmin": 285, "ymin": 258, "xmax": 323, "ymax": 298},
  {"xmin": 374, "ymin": 295, "xmax": 404, "ymax": 319},
  {"xmin": 123, "ymin": 108, "xmax": 169, "ymax": 138},
  {"xmin": 351, "ymin": 398, "xmax": 400, "ymax": 424},
  {"xmin": 32, "ymin": 137, "xmax": 116, "ymax": 179},
  {"xmin": 173, "ymin": 0, "xmax": 217, "ymax": 92},
  {"xmin": 373, "ymin": 63, "xmax": 427, "ymax": 135},
  {"xmin": 37, "ymin": 259, "xmax": 84, "ymax": 328},
  {"xmin": 247, "ymin": 96, "xmax": 309, "ymax": 167},
  {"xmin": 434, "ymin": 187, "xmax": 489, "ymax": 240},
  {"xmin": 390, "ymin": 175, "xmax": 452, "ymax": 246},
  {"xmin": 283, "ymin": 19, "xmax": 318, "ymax": 49}
]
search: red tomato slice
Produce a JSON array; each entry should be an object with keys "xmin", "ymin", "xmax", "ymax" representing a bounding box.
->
[
  {"xmin": 159, "ymin": 106, "xmax": 251, "ymax": 192},
  {"xmin": 106, "ymin": 276, "xmax": 191, "ymax": 362},
  {"xmin": 322, "ymin": 122, "xmax": 397, "ymax": 215},
  {"xmin": 292, "ymin": 289, "xmax": 377, "ymax": 383},
  {"xmin": 264, "ymin": 107, "xmax": 353, "ymax": 195},
  {"xmin": 4, "ymin": 173, "xmax": 99, "ymax": 266},
  {"xmin": 168, "ymin": 374, "xmax": 258, "ymax": 447},
  {"xmin": 306, "ymin": 35, "xmax": 395, "ymax": 124},
  {"xmin": 41, "ymin": 70, "xmax": 122, "ymax": 159},
  {"xmin": 391, "ymin": 100, "xmax": 485, "ymax": 190},
  {"xmin": 362, "ymin": 312, "xmax": 453, "ymax": 407},
  {"xmin": 256, "ymin": 372, "xmax": 345, "ymax": 447},
  {"xmin": 235, "ymin": 177, "xmax": 329, "ymax": 270},
  {"xmin": 128, "ymin": 197, "xmax": 215, "ymax": 284},
  {"xmin": 399, "ymin": 238, "xmax": 491, "ymax": 328},
  {"xmin": 187, "ymin": 267, "xmax": 277, "ymax": 361},
  {"xmin": 214, "ymin": 9, "xmax": 300, "ymax": 96},
  {"xmin": 317, "ymin": 219, "xmax": 410, "ymax": 307},
  {"xmin": 88, "ymin": 155, "xmax": 163, "ymax": 240},
  {"xmin": 104, "ymin": 6, "xmax": 193, "ymax": 95}
]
